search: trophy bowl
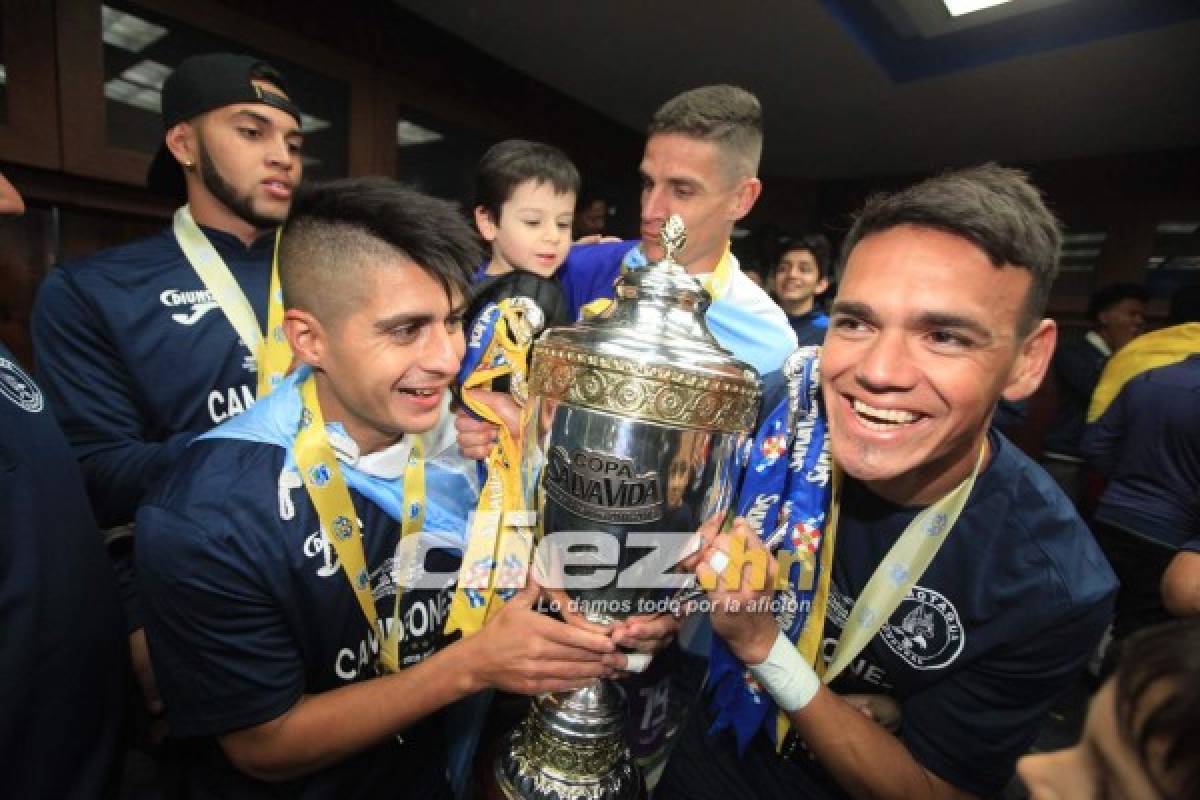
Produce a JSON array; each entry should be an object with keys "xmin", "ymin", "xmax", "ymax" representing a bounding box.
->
[{"xmin": 494, "ymin": 216, "xmax": 761, "ymax": 800}]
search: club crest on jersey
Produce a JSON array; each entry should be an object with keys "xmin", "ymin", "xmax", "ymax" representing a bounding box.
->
[
  {"xmin": 879, "ymin": 585, "xmax": 965, "ymax": 671},
  {"xmin": 0, "ymin": 357, "xmax": 43, "ymax": 413}
]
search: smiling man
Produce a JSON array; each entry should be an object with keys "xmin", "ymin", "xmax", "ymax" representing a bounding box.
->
[
  {"xmin": 136, "ymin": 178, "xmax": 621, "ymax": 798},
  {"xmin": 660, "ymin": 165, "xmax": 1118, "ymax": 800},
  {"xmin": 31, "ymin": 52, "xmax": 305, "ymax": 718}
]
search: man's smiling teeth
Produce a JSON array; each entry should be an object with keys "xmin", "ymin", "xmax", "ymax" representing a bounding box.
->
[
  {"xmin": 852, "ymin": 398, "xmax": 920, "ymax": 428},
  {"xmin": 401, "ymin": 388, "xmax": 436, "ymax": 396}
]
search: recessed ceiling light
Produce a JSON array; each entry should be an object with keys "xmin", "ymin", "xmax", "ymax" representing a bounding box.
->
[
  {"xmin": 102, "ymin": 6, "xmax": 168, "ymax": 53},
  {"xmin": 943, "ymin": 0, "xmax": 1014, "ymax": 17},
  {"xmin": 396, "ymin": 120, "xmax": 444, "ymax": 146},
  {"xmin": 301, "ymin": 114, "xmax": 330, "ymax": 134},
  {"xmin": 104, "ymin": 78, "xmax": 161, "ymax": 113},
  {"xmin": 121, "ymin": 59, "xmax": 171, "ymax": 90}
]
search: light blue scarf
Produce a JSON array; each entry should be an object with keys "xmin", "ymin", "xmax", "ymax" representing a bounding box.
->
[{"xmin": 199, "ymin": 367, "xmax": 477, "ymax": 543}]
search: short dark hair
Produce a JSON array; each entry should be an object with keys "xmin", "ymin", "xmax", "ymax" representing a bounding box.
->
[
  {"xmin": 1115, "ymin": 619, "xmax": 1200, "ymax": 799},
  {"xmin": 475, "ymin": 139, "xmax": 581, "ymax": 221},
  {"xmin": 839, "ymin": 164, "xmax": 1061, "ymax": 334},
  {"xmin": 280, "ymin": 177, "xmax": 479, "ymax": 322},
  {"xmin": 776, "ymin": 233, "xmax": 832, "ymax": 280},
  {"xmin": 647, "ymin": 85, "xmax": 763, "ymax": 180},
  {"xmin": 1087, "ymin": 283, "xmax": 1149, "ymax": 323},
  {"xmin": 1168, "ymin": 284, "xmax": 1200, "ymax": 325}
]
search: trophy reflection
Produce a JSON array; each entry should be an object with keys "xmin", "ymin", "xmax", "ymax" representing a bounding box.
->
[{"xmin": 495, "ymin": 216, "xmax": 761, "ymax": 799}]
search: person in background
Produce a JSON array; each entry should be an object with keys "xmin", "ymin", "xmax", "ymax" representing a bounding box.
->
[
  {"xmin": 30, "ymin": 53, "xmax": 305, "ymax": 719},
  {"xmin": 1082, "ymin": 286, "xmax": 1200, "ymax": 644},
  {"xmin": 574, "ymin": 191, "xmax": 611, "ymax": 239},
  {"xmin": 1042, "ymin": 282, "xmax": 1147, "ymax": 505},
  {"xmin": 0, "ymin": 171, "xmax": 127, "ymax": 799},
  {"xmin": 1018, "ymin": 618, "xmax": 1200, "ymax": 800},
  {"xmin": 772, "ymin": 232, "xmax": 831, "ymax": 347}
]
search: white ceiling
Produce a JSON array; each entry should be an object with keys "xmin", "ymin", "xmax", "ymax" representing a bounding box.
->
[{"xmin": 392, "ymin": 0, "xmax": 1200, "ymax": 179}]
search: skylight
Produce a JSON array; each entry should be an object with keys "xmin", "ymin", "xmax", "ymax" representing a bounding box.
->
[
  {"xmin": 102, "ymin": 6, "xmax": 168, "ymax": 53},
  {"xmin": 943, "ymin": 0, "xmax": 1014, "ymax": 17},
  {"xmin": 397, "ymin": 119, "xmax": 444, "ymax": 146}
]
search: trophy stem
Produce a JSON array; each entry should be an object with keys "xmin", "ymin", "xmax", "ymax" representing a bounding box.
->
[{"xmin": 495, "ymin": 680, "xmax": 641, "ymax": 800}]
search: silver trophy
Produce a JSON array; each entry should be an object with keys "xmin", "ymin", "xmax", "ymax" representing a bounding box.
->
[{"xmin": 495, "ymin": 216, "xmax": 762, "ymax": 799}]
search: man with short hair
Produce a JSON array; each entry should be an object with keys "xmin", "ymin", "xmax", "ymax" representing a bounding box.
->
[
  {"xmin": 660, "ymin": 165, "xmax": 1117, "ymax": 800},
  {"xmin": 32, "ymin": 52, "xmax": 305, "ymax": 709},
  {"xmin": 137, "ymin": 177, "xmax": 621, "ymax": 798},
  {"xmin": 772, "ymin": 233, "xmax": 832, "ymax": 347},
  {"xmin": 1043, "ymin": 282, "xmax": 1148, "ymax": 504},
  {"xmin": 556, "ymin": 84, "xmax": 797, "ymax": 376}
]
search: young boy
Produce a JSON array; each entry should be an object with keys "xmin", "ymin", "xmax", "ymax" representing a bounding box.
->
[
  {"xmin": 772, "ymin": 233, "xmax": 831, "ymax": 347},
  {"xmin": 136, "ymin": 177, "xmax": 620, "ymax": 798},
  {"xmin": 473, "ymin": 139, "xmax": 580, "ymax": 280}
]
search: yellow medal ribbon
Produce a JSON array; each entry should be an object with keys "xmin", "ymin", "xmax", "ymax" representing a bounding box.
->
[
  {"xmin": 579, "ymin": 242, "xmax": 734, "ymax": 319},
  {"xmin": 172, "ymin": 206, "xmax": 292, "ymax": 399},
  {"xmin": 774, "ymin": 440, "xmax": 988, "ymax": 746},
  {"xmin": 444, "ymin": 300, "xmax": 538, "ymax": 638},
  {"xmin": 293, "ymin": 373, "xmax": 425, "ymax": 674}
]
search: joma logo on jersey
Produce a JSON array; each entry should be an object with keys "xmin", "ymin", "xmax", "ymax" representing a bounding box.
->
[{"xmin": 160, "ymin": 287, "xmax": 219, "ymax": 326}]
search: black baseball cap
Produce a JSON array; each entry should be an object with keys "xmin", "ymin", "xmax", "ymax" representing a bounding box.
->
[{"xmin": 146, "ymin": 53, "xmax": 303, "ymax": 198}]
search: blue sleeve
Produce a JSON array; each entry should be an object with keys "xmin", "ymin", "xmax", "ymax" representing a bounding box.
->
[
  {"xmin": 901, "ymin": 596, "xmax": 1112, "ymax": 796},
  {"xmin": 1080, "ymin": 382, "xmax": 1129, "ymax": 476},
  {"xmin": 32, "ymin": 267, "xmax": 193, "ymax": 528},
  {"xmin": 137, "ymin": 502, "xmax": 303, "ymax": 737},
  {"xmin": 558, "ymin": 241, "xmax": 631, "ymax": 319},
  {"xmin": 1053, "ymin": 343, "xmax": 1104, "ymax": 400}
]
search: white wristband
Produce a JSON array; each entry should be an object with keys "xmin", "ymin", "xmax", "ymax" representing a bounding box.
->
[
  {"xmin": 747, "ymin": 630, "xmax": 820, "ymax": 713},
  {"xmin": 623, "ymin": 653, "xmax": 652, "ymax": 673}
]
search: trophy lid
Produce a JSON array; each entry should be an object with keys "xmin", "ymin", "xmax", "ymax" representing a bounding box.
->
[{"xmin": 529, "ymin": 215, "xmax": 761, "ymax": 433}]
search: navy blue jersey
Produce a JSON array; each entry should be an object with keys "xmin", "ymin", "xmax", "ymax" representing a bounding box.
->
[
  {"xmin": 0, "ymin": 344, "xmax": 126, "ymax": 798},
  {"xmin": 1044, "ymin": 336, "xmax": 1109, "ymax": 458},
  {"xmin": 137, "ymin": 437, "xmax": 455, "ymax": 799},
  {"xmin": 819, "ymin": 431, "xmax": 1116, "ymax": 796},
  {"xmin": 786, "ymin": 308, "xmax": 829, "ymax": 348},
  {"xmin": 659, "ymin": 431, "xmax": 1117, "ymax": 800},
  {"xmin": 31, "ymin": 224, "xmax": 275, "ymax": 529},
  {"xmin": 1083, "ymin": 355, "xmax": 1200, "ymax": 551}
]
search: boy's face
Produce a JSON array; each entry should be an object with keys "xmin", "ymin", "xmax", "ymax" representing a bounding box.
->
[
  {"xmin": 774, "ymin": 247, "xmax": 828, "ymax": 308},
  {"xmin": 820, "ymin": 224, "xmax": 1054, "ymax": 505},
  {"xmin": 476, "ymin": 179, "xmax": 575, "ymax": 278},
  {"xmin": 294, "ymin": 257, "xmax": 466, "ymax": 454}
]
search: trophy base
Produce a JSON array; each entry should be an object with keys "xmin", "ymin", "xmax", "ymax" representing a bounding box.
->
[{"xmin": 494, "ymin": 684, "xmax": 641, "ymax": 800}]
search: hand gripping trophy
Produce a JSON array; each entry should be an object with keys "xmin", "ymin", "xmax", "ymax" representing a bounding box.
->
[{"xmin": 495, "ymin": 216, "xmax": 762, "ymax": 799}]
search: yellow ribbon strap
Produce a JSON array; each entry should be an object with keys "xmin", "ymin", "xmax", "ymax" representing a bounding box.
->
[
  {"xmin": 293, "ymin": 374, "xmax": 424, "ymax": 674},
  {"xmin": 444, "ymin": 300, "xmax": 538, "ymax": 637},
  {"xmin": 172, "ymin": 206, "xmax": 292, "ymax": 399},
  {"xmin": 256, "ymin": 231, "xmax": 291, "ymax": 398}
]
